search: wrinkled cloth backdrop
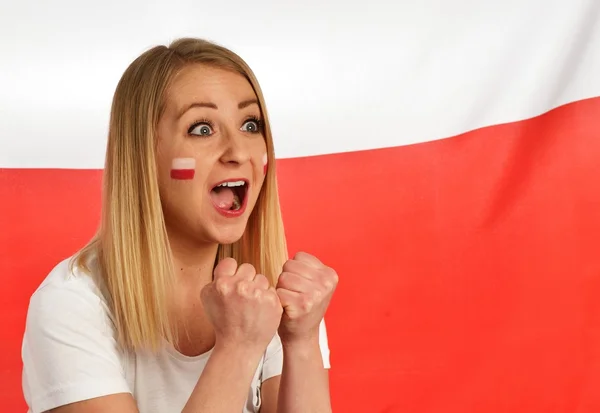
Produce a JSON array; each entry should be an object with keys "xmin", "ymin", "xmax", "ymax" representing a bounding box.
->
[{"xmin": 1, "ymin": 1, "xmax": 599, "ymax": 411}]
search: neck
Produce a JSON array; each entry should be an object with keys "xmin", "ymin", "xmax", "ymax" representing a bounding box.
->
[
  {"xmin": 166, "ymin": 231, "xmax": 220, "ymax": 350},
  {"xmin": 168, "ymin": 233, "xmax": 220, "ymax": 288}
]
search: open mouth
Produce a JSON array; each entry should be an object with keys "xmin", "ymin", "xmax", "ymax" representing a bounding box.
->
[{"xmin": 210, "ymin": 179, "xmax": 248, "ymax": 213}]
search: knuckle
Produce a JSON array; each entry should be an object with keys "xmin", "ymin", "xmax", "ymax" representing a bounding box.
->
[
  {"xmin": 215, "ymin": 279, "xmax": 230, "ymax": 295},
  {"xmin": 277, "ymin": 271, "xmax": 288, "ymax": 283},
  {"xmin": 324, "ymin": 268, "xmax": 339, "ymax": 286},
  {"xmin": 332, "ymin": 270, "xmax": 339, "ymax": 284},
  {"xmin": 255, "ymin": 273, "xmax": 270, "ymax": 289},
  {"xmin": 236, "ymin": 280, "xmax": 250, "ymax": 296},
  {"xmin": 282, "ymin": 260, "xmax": 293, "ymax": 273},
  {"xmin": 323, "ymin": 277, "xmax": 335, "ymax": 290},
  {"xmin": 312, "ymin": 289, "xmax": 323, "ymax": 301},
  {"xmin": 277, "ymin": 272, "xmax": 292, "ymax": 288},
  {"xmin": 301, "ymin": 297, "xmax": 314, "ymax": 312},
  {"xmin": 263, "ymin": 290, "xmax": 275, "ymax": 303},
  {"xmin": 262, "ymin": 291, "xmax": 278, "ymax": 308},
  {"xmin": 294, "ymin": 251, "xmax": 308, "ymax": 260},
  {"xmin": 252, "ymin": 287, "xmax": 262, "ymax": 299}
]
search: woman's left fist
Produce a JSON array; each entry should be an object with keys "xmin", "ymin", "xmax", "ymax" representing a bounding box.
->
[{"xmin": 276, "ymin": 252, "xmax": 338, "ymax": 344}]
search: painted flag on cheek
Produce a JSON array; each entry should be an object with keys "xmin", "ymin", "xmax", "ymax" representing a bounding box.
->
[{"xmin": 170, "ymin": 158, "xmax": 196, "ymax": 180}]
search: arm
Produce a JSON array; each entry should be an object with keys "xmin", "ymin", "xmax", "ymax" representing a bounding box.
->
[
  {"xmin": 278, "ymin": 339, "xmax": 331, "ymax": 413},
  {"xmin": 182, "ymin": 344, "xmax": 264, "ymax": 412},
  {"xmin": 183, "ymin": 258, "xmax": 283, "ymax": 413},
  {"xmin": 49, "ymin": 345, "xmax": 265, "ymax": 413},
  {"xmin": 260, "ymin": 327, "xmax": 332, "ymax": 413},
  {"xmin": 26, "ymin": 258, "xmax": 279, "ymax": 413},
  {"xmin": 261, "ymin": 252, "xmax": 338, "ymax": 413},
  {"xmin": 48, "ymin": 395, "xmax": 138, "ymax": 413}
]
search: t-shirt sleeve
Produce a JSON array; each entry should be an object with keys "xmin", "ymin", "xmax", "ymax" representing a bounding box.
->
[
  {"xmin": 261, "ymin": 318, "xmax": 331, "ymax": 382},
  {"xmin": 21, "ymin": 280, "xmax": 131, "ymax": 413}
]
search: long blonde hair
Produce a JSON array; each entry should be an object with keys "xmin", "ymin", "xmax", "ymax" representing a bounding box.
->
[{"xmin": 71, "ymin": 38, "xmax": 288, "ymax": 352}]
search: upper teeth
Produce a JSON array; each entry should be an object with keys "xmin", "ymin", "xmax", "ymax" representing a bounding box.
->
[{"xmin": 217, "ymin": 180, "xmax": 245, "ymax": 187}]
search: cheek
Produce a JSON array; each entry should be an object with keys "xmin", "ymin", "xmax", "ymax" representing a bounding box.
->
[
  {"xmin": 170, "ymin": 158, "xmax": 196, "ymax": 180},
  {"xmin": 160, "ymin": 157, "xmax": 209, "ymax": 224}
]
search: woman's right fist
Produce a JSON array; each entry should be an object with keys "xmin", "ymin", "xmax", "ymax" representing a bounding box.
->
[{"xmin": 201, "ymin": 258, "xmax": 282, "ymax": 351}]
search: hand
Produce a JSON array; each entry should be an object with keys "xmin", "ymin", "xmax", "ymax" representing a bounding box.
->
[
  {"xmin": 201, "ymin": 258, "xmax": 283, "ymax": 353},
  {"xmin": 276, "ymin": 252, "xmax": 338, "ymax": 345}
]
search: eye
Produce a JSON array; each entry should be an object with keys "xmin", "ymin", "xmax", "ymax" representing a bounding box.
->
[
  {"xmin": 241, "ymin": 118, "xmax": 262, "ymax": 134},
  {"xmin": 188, "ymin": 121, "xmax": 213, "ymax": 137}
]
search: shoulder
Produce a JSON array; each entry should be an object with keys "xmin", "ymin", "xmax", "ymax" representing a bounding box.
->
[
  {"xmin": 25, "ymin": 255, "xmax": 115, "ymax": 338},
  {"xmin": 22, "ymin": 255, "xmax": 130, "ymax": 413},
  {"xmin": 31, "ymin": 254, "xmax": 108, "ymax": 301}
]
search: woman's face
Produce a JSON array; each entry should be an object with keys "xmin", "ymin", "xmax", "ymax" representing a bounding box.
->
[{"xmin": 156, "ymin": 64, "xmax": 268, "ymax": 246}]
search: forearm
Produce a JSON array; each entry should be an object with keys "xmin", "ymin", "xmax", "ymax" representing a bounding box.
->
[
  {"xmin": 183, "ymin": 344, "xmax": 263, "ymax": 413},
  {"xmin": 277, "ymin": 338, "xmax": 332, "ymax": 413}
]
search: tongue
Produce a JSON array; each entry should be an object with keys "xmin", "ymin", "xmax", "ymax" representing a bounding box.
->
[{"xmin": 210, "ymin": 186, "xmax": 235, "ymax": 210}]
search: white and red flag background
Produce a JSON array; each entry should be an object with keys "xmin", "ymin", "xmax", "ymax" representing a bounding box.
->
[{"xmin": 1, "ymin": 0, "xmax": 600, "ymax": 411}]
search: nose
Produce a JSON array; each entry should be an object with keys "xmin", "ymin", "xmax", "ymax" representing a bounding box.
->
[{"xmin": 218, "ymin": 129, "xmax": 251, "ymax": 166}]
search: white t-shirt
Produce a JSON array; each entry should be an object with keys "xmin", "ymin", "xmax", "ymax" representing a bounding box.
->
[{"xmin": 21, "ymin": 257, "xmax": 331, "ymax": 413}]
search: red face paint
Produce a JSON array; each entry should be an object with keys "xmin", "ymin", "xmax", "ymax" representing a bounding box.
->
[
  {"xmin": 262, "ymin": 153, "xmax": 268, "ymax": 175},
  {"xmin": 171, "ymin": 158, "xmax": 195, "ymax": 180}
]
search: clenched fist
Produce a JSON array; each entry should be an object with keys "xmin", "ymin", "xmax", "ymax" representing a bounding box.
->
[
  {"xmin": 201, "ymin": 258, "xmax": 283, "ymax": 352},
  {"xmin": 276, "ymin": 252, "xmax": 338, "ymax": 344}
]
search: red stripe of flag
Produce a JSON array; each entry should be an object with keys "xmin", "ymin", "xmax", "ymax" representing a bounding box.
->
[{"xmin": 1, "ymin": 96, "xmax": 599, "ymax": 412}]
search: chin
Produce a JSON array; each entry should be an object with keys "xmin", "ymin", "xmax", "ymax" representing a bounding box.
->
[
  {"xmin": 215, "ymin": 233, "xmax": 245, "ymax": 246},
  {"xmin": 208, "ymin": 221, "xmax": 249, "ymax": 246}
]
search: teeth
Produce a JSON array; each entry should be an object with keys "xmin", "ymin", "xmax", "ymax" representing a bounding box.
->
[
  {"xmin": 218, "ymin": 180, "xmax": 245, "ymax": 187},
  {"xmin": 231, "ymin": 195, "xmax": 241, "ymax": 210}
]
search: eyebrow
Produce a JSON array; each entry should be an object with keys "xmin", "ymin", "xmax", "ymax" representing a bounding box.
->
[
  {"xmin": 238, "ymin": 99, "xmax": 259, "ymax": 109},
  {"xmin": 177, "ymin": 99, "xmax": 259, "ymax": 119}
]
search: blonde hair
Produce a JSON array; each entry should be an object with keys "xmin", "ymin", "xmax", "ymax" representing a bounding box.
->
[{"xmin": 71, "ymin": 38, "xmax": 288, "ymax": 352}]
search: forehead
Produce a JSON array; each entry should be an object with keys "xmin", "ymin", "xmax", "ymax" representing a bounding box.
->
[{"xmin": 166, "ymin": 63, "xmax": 257, "ymax": 109}]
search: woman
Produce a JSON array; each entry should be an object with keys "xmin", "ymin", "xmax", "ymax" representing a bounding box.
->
[{"xmin": 21, "ymin": 37, "xmax": 337, "ymax": 413}]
